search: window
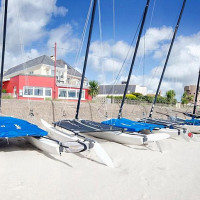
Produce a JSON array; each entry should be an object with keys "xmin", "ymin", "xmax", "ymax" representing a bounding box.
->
[
  {"xmin": 24, "ymin": 87, "xmax": 33, "ymax": 95},
  {"xmin": 34, "ymin": 88, "xmax": 43, "ymax": 96},
  {"xmin": 45, "ymin": 88, "xmax": 52, "ymax": 97},
  {"xmin": 59, "ymin": 89, "xmax": 67, "ymax": 97},
  {"xmin": 23, "ymin": 86, "xmax": 52, "ymax": 98},
  {"xmin": 68, "ymin": 90, "xmax": 76, "ymax": 98},
  {"xmin": 77, "ymin": 90, "xmax": 85, "ymax": 99}
]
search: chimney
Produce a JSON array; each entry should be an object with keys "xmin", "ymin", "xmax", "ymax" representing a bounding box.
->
[
  {"xmin": 50, "ymin": 55, "xmax": 55, "ymax": 61},
  {"xmin": 121, "ymin": 81, "xmax": 127, "ymax": 84}
]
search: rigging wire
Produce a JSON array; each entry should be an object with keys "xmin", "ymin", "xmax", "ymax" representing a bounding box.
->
[
  {"xmin": 15, "ymin": 0, "xmax": 33, "ymax": 116},
  {"xmin": 97, "ymin": 0, "xmax": 108, "ymax": 117},
  {"xmin": 108, "ymin": 15, "xmax": 143, "ymax": 93},
  {"xmin": 73, "ymin": 0, "xmax": 93, "ymax": 70},
  {"xmin": 110, "ymin": 0, "xmax": 115, "ymax": 119},
  {"xmin": 0, "ymin": 0, "xmax": 5, "ymax": 45},
  {"xmin": 142, "ymin": 0, "xmax": 159, "ymax": 91},
  {"xmin": 149, "ymin": 0, "xmax": 157, "ymax": 27},
  {"xmin": 55, "ymin": 0, "xmax": 93, "ymax": 119},
  {"xmin": 97, "ymin": 14, "xmax": 143, "ymax": 112}
]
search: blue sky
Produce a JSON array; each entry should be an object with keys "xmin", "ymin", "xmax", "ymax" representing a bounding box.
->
[{"xmin": 1, "ymin": 0, "xmax": 200, "ymax": 99}]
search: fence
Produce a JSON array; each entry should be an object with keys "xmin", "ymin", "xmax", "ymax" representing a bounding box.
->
[{"xmin": 94, "ymin": 97, "xmax": 182, "ymax": 108}]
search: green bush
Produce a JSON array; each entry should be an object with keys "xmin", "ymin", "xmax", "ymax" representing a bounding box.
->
[
  {"xmin": 45, "ymin": 97, "xmax": 52, "ymax": 101},
  {"xmin": 106, "ymin": 93, "xmax": 177, "ymax": 105},
  {"xmin": 141, "ymin": 95, "xmax": 154, "ymax": 103},
  {"xmin": 2, "ymin": 89, "xmax": 6, "ymax": 93},
  {"xmin": 132, "ymin": 92, "xmax": 143, "ymax": 98},
  {"xmin": 2, "ymin": 95, "xmax": 13, "ymax": 99},
  {"xmin": 126, "ymin": 94, "xmax": 137, "ymax": 100}
]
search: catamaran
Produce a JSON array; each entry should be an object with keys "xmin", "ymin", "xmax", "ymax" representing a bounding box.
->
[
  {"xmin": 156, "ymin": 68, "xmax": 200, "ymax": 134},
  {"xmin": 137, "ymin": 0, "xmax": 194, "ymax": 139},
  {"xmin": 101, "ymin": 0, "xmax": 191, "ymax": 141},
  {"xmin": 42, "ymin": 0, "xmax": 170, "ymax": 150}
]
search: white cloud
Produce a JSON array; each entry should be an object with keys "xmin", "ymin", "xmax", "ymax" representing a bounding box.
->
[
  {"xmin": 87, "ymin": 27, "xmax": 173, "ymax": 75},
  {"xmin": 47, "ymin": 24, "xmax": 80, "ymax": 56},
  {"xmin": 2, "ymin": 0, "xmax": 68, "ymax": 50},
  {"xmin": 0, "ymin": 0, "xmax": 72, "ymax": 69},
  {"xmin": 122, "ymin": 31, "xmax": 200, "ymax": 101},
  {"xmin": 87, "ymin": 40, "xmax": 133, "ymax": 74},
  {"xmin": 112, "ymin": 41, "xmax": 134, "ymax": 59},
  {"xmin": 138, "ymin": 26, "xmax": 173, "ymax": 56},
  {"xmin": 87, "ymin": 28, "xmax": 200, "ymax": 101},
  {"xmin": 154, "ymin": 32, "xmax": 200, "ymax": 83}
]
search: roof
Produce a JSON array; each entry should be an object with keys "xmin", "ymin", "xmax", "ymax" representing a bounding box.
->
[
  {"xmin": 4, "ymin": 55, "xmax": 83, "ymax": 79},
  {"xmin": 56, "ymin": 60, "xmax": 82, "ymax": 78},
  {"xmin": 99, "ymin": 85, "xmax": 137, "ymax": 95},
  {"xmin": 4, "ymin": 55, "xmax": 62, "ymax": 77}
]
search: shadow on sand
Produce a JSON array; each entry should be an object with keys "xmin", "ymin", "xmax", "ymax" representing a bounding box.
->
[{"xmin": 0, "ymin": 137, "xmax": 73, "ymax": 168}]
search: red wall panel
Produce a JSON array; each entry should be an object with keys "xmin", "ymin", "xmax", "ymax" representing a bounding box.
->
[{"xmin": 3, "ymin": 75, "xmax": 91, "ymax": 101}]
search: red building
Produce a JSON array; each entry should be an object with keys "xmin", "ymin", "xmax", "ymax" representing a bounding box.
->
[{"xmin": 3, "ymin": 55, "xmax": 91, "ymax": 101}]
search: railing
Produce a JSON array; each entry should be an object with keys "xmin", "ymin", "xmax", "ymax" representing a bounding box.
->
[{"xmin": 56, "ymin": 83, "xmax": 89, "ymax": 88}]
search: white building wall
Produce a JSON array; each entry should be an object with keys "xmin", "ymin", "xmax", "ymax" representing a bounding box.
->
[{"xmin": 135, "ymin": 85, "xmax": 147, "ymax": 95}]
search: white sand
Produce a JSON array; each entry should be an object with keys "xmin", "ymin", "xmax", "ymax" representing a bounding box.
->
[{"xmin": 1, "ymin": 100, "xmax": 200, "ymax": 200}]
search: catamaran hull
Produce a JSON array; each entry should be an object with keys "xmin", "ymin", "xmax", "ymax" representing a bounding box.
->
[
  {"xmin": 26, "ymin": 137, "xmax": 60, "ymax": 155},
  {"xmin": 182, "ymin": 125, "xmax": 200, "ymax": 134},
  {"xmin": 83, "ymin": 131, "xmax": 169, "ymax": 145},
  {"xmin": 153, "ymin": 128, "xmax": 185, "ymax": 138},
  {"xmin": 41, "ymin": 119, "xmax": 92, "ymax": 151}
]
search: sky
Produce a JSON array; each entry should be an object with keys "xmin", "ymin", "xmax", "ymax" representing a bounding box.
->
[{"xmin": 0, "ymin": 0, "xmax": 200, "ymax": 101}]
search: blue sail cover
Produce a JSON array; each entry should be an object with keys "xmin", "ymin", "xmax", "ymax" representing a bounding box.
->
[
  {"xmin": 0, "ymin": 116, "xmax": 48, "ymax": 138},
  {"xmin": 102, "ymin": 118, "xmax": 164, "ymax": 132},
  {"xmin": 185, "ymin": 118, "xmax": 200, "ymax": 126}
]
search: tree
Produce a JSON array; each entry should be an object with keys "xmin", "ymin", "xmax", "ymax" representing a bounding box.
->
[
  {"xmin": 181, "ymin": 92, "xmax": 193, "ymax": 105},
  {"xmin": 88, "ymin": 80, "xmax": 99, "ymax": 98},
  {"xmin": 166, "ymin": 90, "xmax": 176, "ymax": 103}
]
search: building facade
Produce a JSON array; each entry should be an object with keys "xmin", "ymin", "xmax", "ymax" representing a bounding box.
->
[
  {"xmin": 3, "ymin": 55, "xmax": 91, "ymax": 101},
  {"xmin": 184, "ymin": 85, "xmax": 200, "ymax": 103},
  {"xmin": 98, "ymin": 83, "xmax": 147, "ymax": 97}
]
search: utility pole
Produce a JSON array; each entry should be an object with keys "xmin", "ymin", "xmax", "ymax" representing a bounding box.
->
[{"xmin": 54, "ymin": 42, "xmax": 57, "ymax": 99}]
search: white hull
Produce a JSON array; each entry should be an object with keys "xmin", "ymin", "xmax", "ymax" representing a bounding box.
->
[
  {"xmin": 153, "ymin": 127, "xmax": 194, "ymax": 142},
  {"xmin": 153, "ymin": 128, "xmax": 184, "ymax": 137},
  {"xmin": 41, "ymin": 119, "xmax": 91, "ymax": 151},
  {"xmin": 84, "ymin": 131, "xmax": 169, "ymax": 145},
  {"xmin": 26, "ymin": 137, "xmax": 60, "ymax": 155},
  {"xmin": 182, "ymin": 125, "xmax": 200, "ymax": 134}
]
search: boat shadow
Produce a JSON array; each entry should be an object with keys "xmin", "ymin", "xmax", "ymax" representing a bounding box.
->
[
  {"xmin": 122, "ymin": 144, "xmax": 160, "ymax": 152},
  {"xmin": 74, "ymin": 152, "xmax": 106, "ymax": 167},
  {"xmin": 0, "ymin": 138, "xmax": 73, "ymax": 168}
]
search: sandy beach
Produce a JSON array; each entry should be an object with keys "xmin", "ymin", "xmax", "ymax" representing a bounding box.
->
[{"xmin": 1, "ymin": 99, "xmax": 200, "ymax": 200}]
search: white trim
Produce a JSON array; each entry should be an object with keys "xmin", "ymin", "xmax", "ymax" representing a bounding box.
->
[{"xmin": 23, "ymin": 86, "xmax": 52, "ymax": 98}]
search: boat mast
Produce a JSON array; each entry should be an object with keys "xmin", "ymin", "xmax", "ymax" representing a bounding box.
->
[
  {"xmin": 0, "ymin": 0, "xmax": 8, "ymax": 113},
  {"xmin": 193, "ymin": 68, "xmax": 200, "ymax": 115},
  {"xmin": 149, "ymin": 0, "xmax": 187, "ymax": 118},
  {"xmin": 75, "ymin": 0, "xmax": 97, "ymax": 120},
  {"xmin": 118, "ymin": 0, "xmax": 151, "ymax": 119}
]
